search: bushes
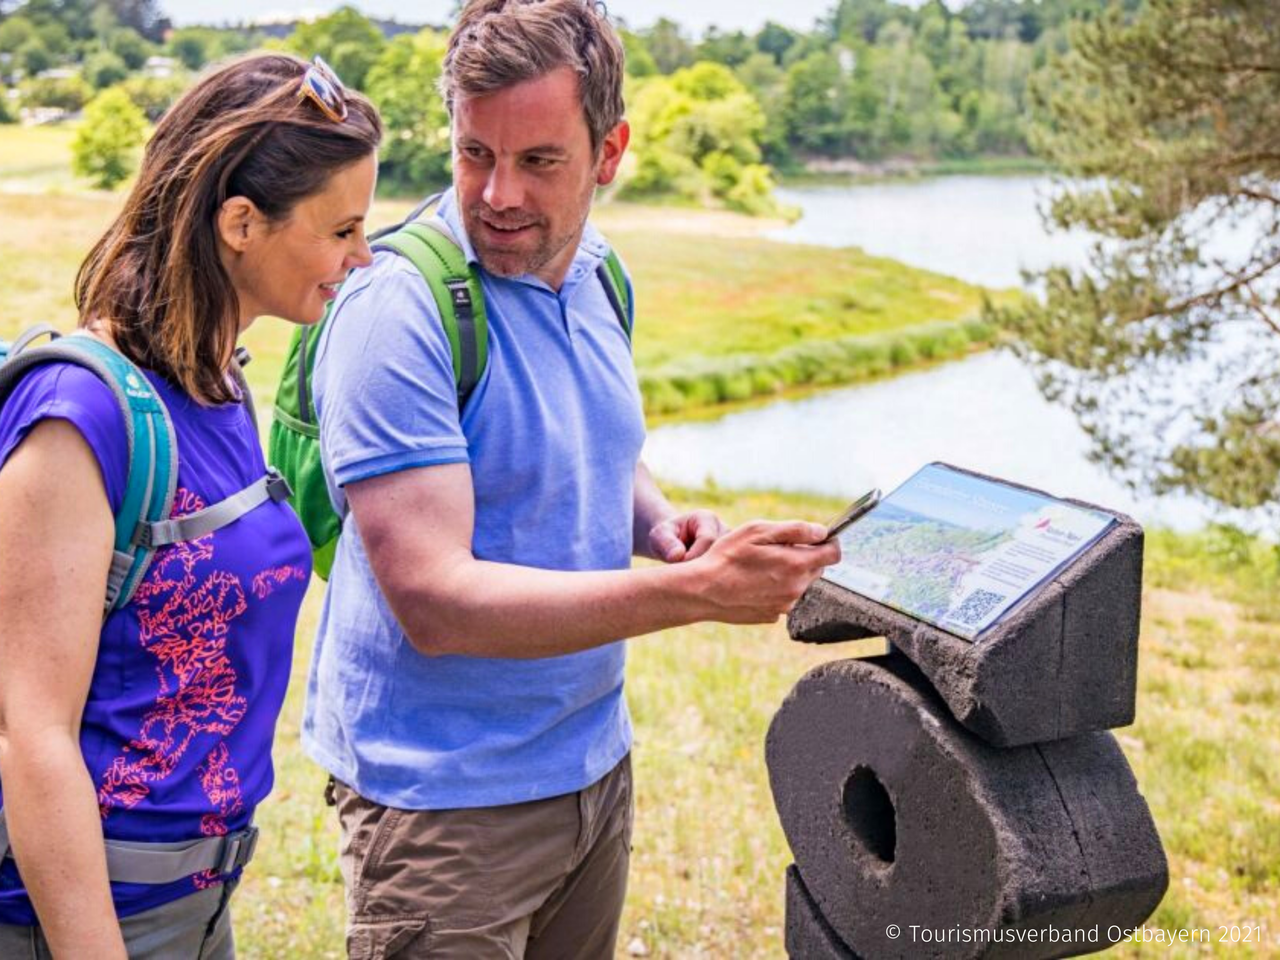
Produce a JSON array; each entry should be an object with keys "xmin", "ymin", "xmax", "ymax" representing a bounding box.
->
[
  {"xmin": 619, "ymin": 62, "xmax": 782, "ymax": 216},
  {"xmin": 118, "ymin": 73, "xmax": 188, "ymax": 122},
  {"xmin": 364, "ymin": 29, "xmax": 451, "ymax": 194},
  {"xmin": 84, "ymin": 50, "xmax": 130, "ymax": 90},
  {"xmin": 20, "ymin": 73, "xmax": 92, "ymax": 113},
  {"xmin": 639, "ymin": 319, "xmax": 1000, "ymax": 416},
  {"xmin": 72, "ymin": 87, "xmax": 147, "ymax": 189}
]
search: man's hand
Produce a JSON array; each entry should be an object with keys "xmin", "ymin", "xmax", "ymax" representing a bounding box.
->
[
  {"xmin": 648, "ymin": 509, "xmax": 728, "ymax": 563},
  {"xmin": 690, "ymin": 520, "xmax": 841, "ymax": 624}
]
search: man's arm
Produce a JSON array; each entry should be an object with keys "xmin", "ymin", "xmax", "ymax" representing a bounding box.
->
[
  {"xmin": 632, "ymin": 461, "xmax": 727, "ymax": 563},
  {"xmin": 347, "ymin": 462, "xmax": 838, "ymax": 660}
]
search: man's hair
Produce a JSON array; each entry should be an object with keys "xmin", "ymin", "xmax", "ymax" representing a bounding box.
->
[
  {"xmin": 75, "ymin": 53, "xmax": 382, "ymax": 405},
  {"xmin": 441, "ymin": 0, "xmax": 625, "ymax": 152}
]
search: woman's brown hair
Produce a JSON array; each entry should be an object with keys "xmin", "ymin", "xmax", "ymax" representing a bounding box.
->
[{"xmin": 75, "ymin": 53, "xmax": 382, "ymax": 405}]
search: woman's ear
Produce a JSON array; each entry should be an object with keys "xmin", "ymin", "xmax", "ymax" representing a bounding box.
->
[{"xmin": 216, "ymin": 197, "xmax": 261, "ymax": 254}]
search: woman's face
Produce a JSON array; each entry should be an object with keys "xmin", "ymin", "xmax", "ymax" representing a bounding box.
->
[{"xmin": 225, "ymin": 152, "xmax": 378, "ymax": 329}]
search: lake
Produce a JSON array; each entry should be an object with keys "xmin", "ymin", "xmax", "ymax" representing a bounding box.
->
[
  {"xmin": 770, "ymin": 175, "xmax": 1095, "ymax": 288},
  {"xmin": 643, "ymin": 176, "xmax": 1259, "ymax": 532}
]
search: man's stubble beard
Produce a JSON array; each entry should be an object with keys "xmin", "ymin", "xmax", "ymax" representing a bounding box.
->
[{"xmin": 468, "ymin": 178, "xmax": 598, "ymax": 280}]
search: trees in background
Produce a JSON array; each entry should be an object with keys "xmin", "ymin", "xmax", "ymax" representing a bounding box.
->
[
  {"xmin": 278, "ymin": 5, "xmax": 385, "ymax": 91},
  {"xmin": 19, "ymin": 70, "xmax": 90, "ymax": 110},
  {"xmin": 164, "ymin": 25, "xmax": 255, "ymax": 71},
  {"xmin": 995, "ymin": 0, "xmax": 1280, "ymax": 510},
  {"xmin": 621, "ymin": 62, "xmax": 778, "ymax": 216},
  {"xmin": 71, "ymin": 84, "xmax": 145, "ymax": 187},
  {"xmin": 0, "ymin": 0, "xmax": 1147, "ymax": 216},
  {"xmin": 363, "ymin": 27, "xmax": 450, "ymax": 194}
]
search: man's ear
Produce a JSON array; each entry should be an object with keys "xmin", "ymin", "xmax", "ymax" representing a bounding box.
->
[
  {"xmin": 216, "ymin": 196, "xmax": 261, "ymax": 254},
  {"xmin": 596, "ymin": 120, "xmax": 630, "ymax": 187}
]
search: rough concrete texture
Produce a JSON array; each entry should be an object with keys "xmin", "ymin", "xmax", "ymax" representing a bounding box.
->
[
  {"xmin": 787, "ymin": 864, "xmax": 860, "ymax": 959},
  {"xmin": 788, "ymin": 465, "xmax": 1144, "ymax": 747},
  {"xmin": 766, "ymin": 656, "xmax": 1167, "ymax": 959}
]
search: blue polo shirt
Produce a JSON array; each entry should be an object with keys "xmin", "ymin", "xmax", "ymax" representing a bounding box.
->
[{"xmin": 301, "ymin": 190, "xmax": 645, "ymax": 809}]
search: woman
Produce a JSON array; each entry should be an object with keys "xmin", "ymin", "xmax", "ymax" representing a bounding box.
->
[{"xmin": 0, "ymin": 53, "xmax": 380, "ymax": 957}]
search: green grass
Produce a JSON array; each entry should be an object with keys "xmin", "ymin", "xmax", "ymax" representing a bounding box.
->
[
  {"xmin": 225, "ymin": 490, "xmax": 1280, "ymax": 959},
  {"xmin": 918, "ymin": 155, "xmax": 1053, "ymax": 177},
  {"xmin": 636, "ymin": 317, "xmax": 1000, "ymax": 416},
  {"xmin": 1, "ymin": 130, "xmax": 1014, "ymax": 420},
  {"xmin": 605, "ymin": 226, "xmax": 1002, "ymax": 370},
  {"xmin": 0, "ymin": 187, "xmax": 1012, "ymax": 418},
  {"xmin": 4, "ymin": 133, "xmax": 1277, "ymax": 957},
  {"xmin": 0, "ymin": 124, "xmax": 87, "ymax": 193},
  {"xmin": 1127, "ymin": 529, "xmax": 1280, "ymax": 956}
]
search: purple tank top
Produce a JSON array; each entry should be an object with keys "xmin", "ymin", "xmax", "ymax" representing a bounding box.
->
[{"xmin": 0, "ymin": 361, "xmax": 311, "ymax": 923}]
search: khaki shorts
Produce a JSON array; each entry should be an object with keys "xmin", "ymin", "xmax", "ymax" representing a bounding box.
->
[{"xmin": 333, "ymin": 755, "xmax": 634, "ymax": 960}]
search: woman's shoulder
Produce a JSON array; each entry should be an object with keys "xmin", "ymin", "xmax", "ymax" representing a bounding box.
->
[
  {"xmin": 2, "ymin": 359, "xmax": 127, "ymax": 438},
  {"xmin": 0, "ymin": 360, "xmax": 130, "ymax": 512}
]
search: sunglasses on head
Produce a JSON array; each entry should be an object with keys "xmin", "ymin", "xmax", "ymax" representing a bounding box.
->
[{"xmin": 298, "ymin": 55, "xmax": 348, "ymax": 123}]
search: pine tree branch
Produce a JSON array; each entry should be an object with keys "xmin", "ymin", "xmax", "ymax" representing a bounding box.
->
[
  {"xmin": 1154, "ymin": 253, "xmax": 1280, "ymax": 321},
  {"xmin": 1179, "ymin": 58, "xmax": 1280, "ymax": 76},
  {"xmin": 1224, "ymin": 151, "xmax": 1280, "ymax": 169},
  {"xmin": 1236, "ymin": 276, "xmax": 1280, "ymax": 339},
  {"xmin": 1239, "ymin": 187, "xmax": 1280, "ymax": 206}
]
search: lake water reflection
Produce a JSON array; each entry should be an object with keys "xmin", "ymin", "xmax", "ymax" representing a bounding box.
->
[
  {"xmin": 644, "ymin": 176, "xmax": 1258, "ymax": 531},
  {"xmin": 770, "ymin": 176, "xmax": 1095, "ymax": 288},
  {"xmin": 643, "ymin": 349, "xmax": 1242, "ymax": 531}
]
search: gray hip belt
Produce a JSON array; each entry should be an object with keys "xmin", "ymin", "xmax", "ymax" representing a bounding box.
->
[{"xmin": 0, "ymin": 810, "xmax": 258, "ymax": 885}]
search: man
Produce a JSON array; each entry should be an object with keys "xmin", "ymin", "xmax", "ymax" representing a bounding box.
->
[{"xmin": 303, "ymin": 1, "xmax": 840, "ymax": 956}]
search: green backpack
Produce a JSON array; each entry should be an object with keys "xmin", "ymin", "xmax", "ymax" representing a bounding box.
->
[{"xmin": 269, "ymin": 196, "xmax": 632, "ymax": 580}]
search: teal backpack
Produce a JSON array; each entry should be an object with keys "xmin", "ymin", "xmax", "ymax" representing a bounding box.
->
[
  {"xmin": 0, "ymin": 327, "xmax": 289, "ymax": 616},
  {"xmin": 269, "ymin": 193, "xmax": 633, "ymax": 580}
]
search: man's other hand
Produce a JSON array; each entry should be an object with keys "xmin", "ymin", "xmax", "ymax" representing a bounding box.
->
[
  {"xmin": 648, "ymin": 509, "xmax": 728, "ymax": 563},
  {"xmin": 692, "ymin": 521, "xmax": 842, "ymax": 624}
]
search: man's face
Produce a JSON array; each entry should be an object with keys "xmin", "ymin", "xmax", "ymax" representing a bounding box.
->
[{"xmin": 452, "ymin": 66, "xmax": 628, "ymax": 289}]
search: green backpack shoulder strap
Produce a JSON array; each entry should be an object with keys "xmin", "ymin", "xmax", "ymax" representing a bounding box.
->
[
  {"xmin": 597, "ymin": 249, "xmax": 632, "ymax": 343},
  {"xmin": 0, "ymin": 330, "xmax": 177, "ymax": 615},
  {"xmin": 373, "ymin": 221, "xmax": 489, "ymax": 406},
  {"xmin": 267, "ymin": 208, "xmax": 489, "ymax": 583}
]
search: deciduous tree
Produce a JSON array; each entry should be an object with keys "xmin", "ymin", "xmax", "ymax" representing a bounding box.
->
[
  {"xmin": 282, "ymin": 6, "xmax": 385, "ymax": 91},
  {"xmin": 72, "ymin": 84, "xmax": 146, "ymax": 188},
  {"xmin": 364, "ymin": 28, "xmax": 450, "ymax": 193}
]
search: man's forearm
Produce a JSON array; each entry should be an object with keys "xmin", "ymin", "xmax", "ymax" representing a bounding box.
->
[
  {"xmin": 351, "ymin": 465, "xmax": 837, "ymax": 660},
  {"xmin": 386, "ymin": 552, "xmax": 712, "ymax": 659}
]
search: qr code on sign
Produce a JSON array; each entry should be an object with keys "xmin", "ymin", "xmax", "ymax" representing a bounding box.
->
[{"xmin": 953, "ymin": 589, "xmax": 1006, "ymax": 626}]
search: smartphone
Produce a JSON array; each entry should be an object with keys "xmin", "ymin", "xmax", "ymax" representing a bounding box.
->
[{"xmin": 825, "ymin": 488, "xmax": 881, "ymax": 541}]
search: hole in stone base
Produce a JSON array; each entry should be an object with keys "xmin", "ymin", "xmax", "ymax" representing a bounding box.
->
[{"xmin": 842, "ymin": 765, "xmax": 896, "ymax": 864}]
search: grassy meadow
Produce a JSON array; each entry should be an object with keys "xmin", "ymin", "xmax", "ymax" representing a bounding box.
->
[
  {"xmin": 1, "ymin": 123, "xmax": 1011, "ymax": 420},
  {"xmin": 1, "ymin": 123, "xmax": 1277, "ymax": 957},
  {"xmin": 231, "ymin": 497, "xmax": 1280, "ymax": 959}
]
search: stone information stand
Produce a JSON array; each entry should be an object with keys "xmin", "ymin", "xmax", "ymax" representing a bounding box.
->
[{"xmin": 766, "ymin": 467, "xmax": 1167, "ymax": 958}]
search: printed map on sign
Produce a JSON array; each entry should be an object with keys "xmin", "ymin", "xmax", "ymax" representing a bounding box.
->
[{"xmin": 822, "ymin": 463, "xmax": 1116, "ymax": 640}]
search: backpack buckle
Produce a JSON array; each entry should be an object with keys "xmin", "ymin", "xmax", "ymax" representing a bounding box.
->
[
  {"xmin": 217, "ymin": 824, "xmax": 260, "ymax": 875},
  {"xmin": 132, "ymin": 521, "xmax": 156, "ymax": 549},
  {"xmin": 265, "ymin": 467, "xmax": 293, "ymax": 503}
]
